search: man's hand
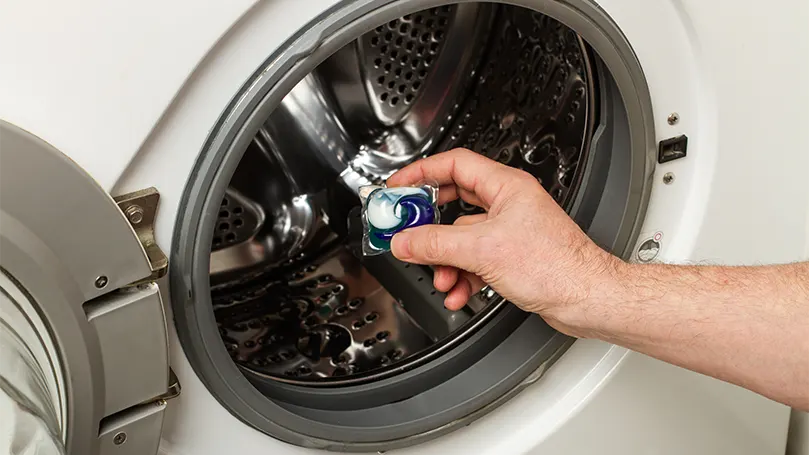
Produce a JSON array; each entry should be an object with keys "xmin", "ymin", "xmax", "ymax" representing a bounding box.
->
[
  {"xmin": 387, "ymin": 148, "xmax": 621, "ymax": 334},
  {"xmin": 387, "ymin": 148, "xmax": 809, "ymax": 411}
]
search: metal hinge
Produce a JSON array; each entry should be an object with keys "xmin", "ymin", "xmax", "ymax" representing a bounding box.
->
[
  {"xmin": 114, "ymin": 187, "xmax": 168, "ymax": 284},
  {"xmin": 151, "ymin": 369, "xmax": 181, "ymax": 405},
  {"xmin": 98, "ymin": 369, "xmax": 181, "ymax": 453},
  {"xmin": 114, "ymin": 188, "xmax": 179, "ymax": 404}
]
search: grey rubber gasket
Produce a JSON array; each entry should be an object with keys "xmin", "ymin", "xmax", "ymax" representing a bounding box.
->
[{"xmin": 169, "ymin": 0, "xmax": 656, "ymax": 451}]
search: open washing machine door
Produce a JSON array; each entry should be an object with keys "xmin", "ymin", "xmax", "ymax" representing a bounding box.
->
[{"xmin": 0, "ymin": 121, "xmax": 178, "ymax": 455}]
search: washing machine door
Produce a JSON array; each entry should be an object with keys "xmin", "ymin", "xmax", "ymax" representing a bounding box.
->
[{"xmin": 0, "ymin": 120, "xmax": 177, "ymax": 455}]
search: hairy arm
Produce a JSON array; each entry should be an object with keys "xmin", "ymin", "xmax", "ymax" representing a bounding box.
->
[
  {"xmin": 568, "ymin": 261, "xmax": 809, "ymax": 411},
  {"xmin": 387, "ymin": 148, "xmax": 809, "ymax": 411}
]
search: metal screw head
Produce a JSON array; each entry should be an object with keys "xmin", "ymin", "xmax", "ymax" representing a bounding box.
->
[
  {"xmin": 663, "ymin": 172, "xmax": 675, "ymax": 185},
  {"xmin": 667, "ymin": 112, "xmax": 679, "ymax": 125},
  {"xmin": 94, "ymin": 275, "xmax": 108, "ymax": 289},
  {"xmin": 125, "ymin": 205, "xmax": 144, "ymax": 224},
  {"xmin": 113, "ymin": 432, "xmax": 127, "ymax": 445}
]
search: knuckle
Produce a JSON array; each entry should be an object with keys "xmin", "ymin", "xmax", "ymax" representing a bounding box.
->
[
  {"xmin": 422, "ymin": 228, "xmax": 447, "ymax": 261},
  {"xmin": 513, "ymin": 169, "xmax": 538, "ymax": 186},
  {"xmin": 447, "ymin": 147, "xmax": 475, "ymax": 157},
  {"xmin": 475, "ymin": 256, "xmax": 501, "ymax": 283}
]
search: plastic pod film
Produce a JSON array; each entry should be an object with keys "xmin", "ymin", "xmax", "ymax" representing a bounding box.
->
[{"xmin": 359, "ymin": 183, "xmax": 440, "ymax": 256}]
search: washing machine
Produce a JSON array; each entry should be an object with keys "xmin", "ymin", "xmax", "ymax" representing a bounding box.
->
[{"xmin": 1, "ymin": 0, "xmax": 808, "ymax": 454}]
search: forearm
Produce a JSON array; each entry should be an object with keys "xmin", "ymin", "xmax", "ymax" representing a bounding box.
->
[{"xmin": 576, "ymin": 261, "xmax": 809, "ymax": 410}]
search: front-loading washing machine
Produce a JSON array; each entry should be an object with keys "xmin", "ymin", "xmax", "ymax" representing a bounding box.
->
[{"xmin": 1, "ymin": 0, "xmax": 807, "ymax": 454}]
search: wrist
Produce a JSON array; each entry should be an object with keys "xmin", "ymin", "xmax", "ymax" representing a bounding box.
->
[{"xmin": 550, "ymin": 254, "xmax": 639, "ymax": 339}]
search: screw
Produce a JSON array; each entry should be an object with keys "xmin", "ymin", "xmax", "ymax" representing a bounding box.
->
[
  {"xmin": 667, "ymin": 112, "xmax": 679, "ymax": 125},
  {"xmin": 663, "ymin": 172, "xmax": 675, "ymax": 185},
  {"xmin": 125, "ymin": 205, "xmax": 144, "ymax": 224},
  {"xmin": 94, "ymin": 276, "xmax": 108, "ymax": 289},
  {"xmin": 113, "ymin": 432, "xmax": 127, "ymax": 445}
]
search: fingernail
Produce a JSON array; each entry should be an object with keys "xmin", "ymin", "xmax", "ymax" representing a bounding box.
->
[{"xmin": 391, "ymin": 233, "xmax": 411, "ymax": 258}]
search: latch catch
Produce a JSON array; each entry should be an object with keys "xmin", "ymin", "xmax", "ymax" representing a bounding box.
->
[{"xmin": 114, "ymin": 187, "xmax": 168, "ymax": 283}]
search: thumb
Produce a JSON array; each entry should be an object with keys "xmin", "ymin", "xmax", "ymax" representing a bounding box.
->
[{"xmin": 391, "ymin": 224, "xmax": 480, "ymax": 272}]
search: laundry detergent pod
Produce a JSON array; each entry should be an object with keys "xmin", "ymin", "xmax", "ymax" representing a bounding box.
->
[{"xmin": 358, "ymin": 183, "xmax": 439, "ymax": 256}]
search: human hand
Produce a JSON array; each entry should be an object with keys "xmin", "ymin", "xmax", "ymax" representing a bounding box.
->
[{"xmin": 386, "ymin": 148, "xmax": 624, "ymax": 335}]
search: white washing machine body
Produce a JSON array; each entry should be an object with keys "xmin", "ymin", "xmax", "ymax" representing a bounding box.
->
[{"xmin": 1, "ymin": 0, "xmax": 807, "ymax": 454}]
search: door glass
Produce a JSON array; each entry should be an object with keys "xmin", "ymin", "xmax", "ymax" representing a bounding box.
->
[{"xmin": 0, "ymin": 321, "xmax": 64, "ymax": 455}]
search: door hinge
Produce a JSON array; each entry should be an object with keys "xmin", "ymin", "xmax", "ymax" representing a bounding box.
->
[
  {"xmin": 152, "ymin": 368, "xmax": 181, "ymax": 405},
  {"xmin": 114, "ymin": 187, "xmax": 168, "ymax": 284},
  {"xmin": 116, "ymin": 368, "xmax": 181, "ymax": 412},
  {"xmin": 97, "ymin": 369, "xmax": 181, "ymax": 454}
]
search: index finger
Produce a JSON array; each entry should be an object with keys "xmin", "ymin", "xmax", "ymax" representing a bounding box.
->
[{"xmin": 386, "ymin": 148, "xmax": 517, "ymax": 209}]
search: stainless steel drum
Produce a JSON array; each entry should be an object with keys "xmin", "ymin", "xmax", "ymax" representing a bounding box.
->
[{"xmin": 211, "ymin": 3, "xmax": 596, "ymax": 385}]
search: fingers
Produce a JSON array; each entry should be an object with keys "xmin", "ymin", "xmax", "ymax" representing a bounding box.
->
[
  {"xmin": 437, "ymin": 185, "xmax": 486, "ymax": 208},
  {"xmin": 444, "ymin": 278, "xmax": 472, "ymax": 311},
  {"xmin": 391, "ymin": 223, "xmax": 481, "ymax": 271},
  {"xmin": 423, "ymin": 217, "xmax": 484, "ymax": 308},
  {"xmin": 465, "ymin": 273, "xmax": 485, "ymax": 293},
  {"xmin": 457, "ymin": 187, "xmax": 485, "ymax": 208},
  {"xmin": 387, "ymin": 149, "xmax": 518, "ymax": 210},
  {"xmin": 444, "ymin": 272, "xmax": 485, "ymax": 311},
  {"xmin": 437, "ymin": 185, "xmax": 458, "ymax": 205},
  {"xmin": 433, "ymin": 266, "xmax": 458, "ymax": 293},
  {"xmin": 453, "ymin": 214, "xmax": 487, "ymax": 226},
  {"xmin": 428, "ymin": 215, "xmax": 489, "ymax": 292}
]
